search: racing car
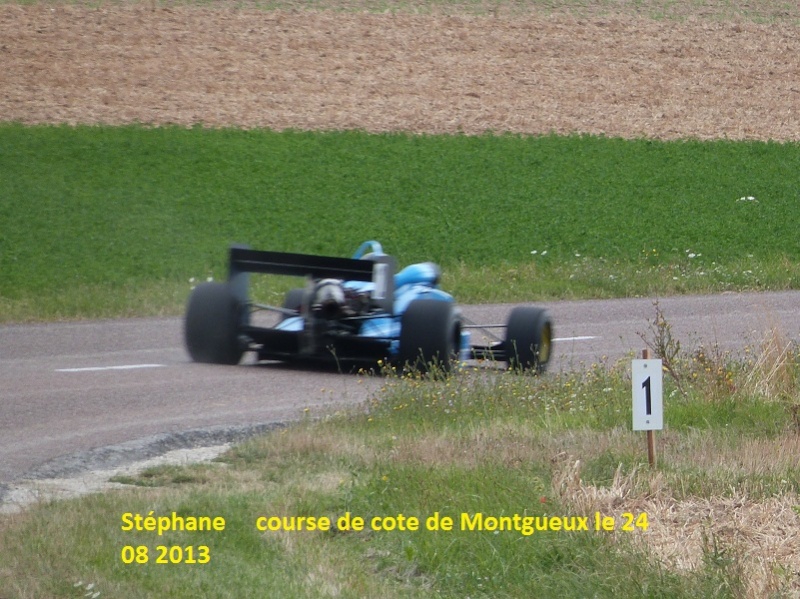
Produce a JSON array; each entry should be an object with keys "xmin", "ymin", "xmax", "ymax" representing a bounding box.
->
[{"xmin": 184, "ymin": 241, "xmax": 553, "ymax": 374}]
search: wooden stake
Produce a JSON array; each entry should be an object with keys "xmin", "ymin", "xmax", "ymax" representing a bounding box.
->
[{"xmin": 642, "ymin": 348, "xmax": 657, "ymax": 468}]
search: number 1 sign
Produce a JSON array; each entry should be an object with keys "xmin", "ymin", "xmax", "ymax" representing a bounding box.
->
[{"xmin": 631, "ymin": 359, "xmax": 663, "ymax": 431}]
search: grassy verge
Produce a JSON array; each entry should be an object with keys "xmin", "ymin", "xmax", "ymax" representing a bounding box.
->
[
  {"xmin": 2, "ymin": 124, "xmax": 800, "ymax": 322},
  {"xmin": 3, "ymin": 319, "xmax": 799, "ymax": 598}
]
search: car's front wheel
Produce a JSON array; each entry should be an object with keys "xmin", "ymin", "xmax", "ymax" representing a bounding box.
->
[
  {"xmin": 184, "ymin": 282, "xmax": 245, "ymax": 365},
  {"xmin": 505, "ymin": 306, "xmax": 553, "ymax": 374}
]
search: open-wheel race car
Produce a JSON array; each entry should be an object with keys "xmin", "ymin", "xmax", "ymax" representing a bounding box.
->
[{"xmin": 184, "ymin": 241, "xmax": 553, "ymax": 374}]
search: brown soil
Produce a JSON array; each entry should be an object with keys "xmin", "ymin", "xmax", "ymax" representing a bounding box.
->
[{"xmin": 2, "ymin": 3, "xmax": 799, "ymax": 140}]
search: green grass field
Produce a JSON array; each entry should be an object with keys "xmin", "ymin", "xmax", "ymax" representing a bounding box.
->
[{"xmin": 2, "ymin": 123, "xmax": 800, "ymax": 321}]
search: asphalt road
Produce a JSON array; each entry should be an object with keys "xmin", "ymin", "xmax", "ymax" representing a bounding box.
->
[{"xmin": 2, "ymin": 291, "xmax": 798, "ymax": 485}]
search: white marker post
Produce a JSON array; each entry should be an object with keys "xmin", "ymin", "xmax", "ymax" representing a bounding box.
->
[{"xmin": 632, "ymin": 349, "xmax": 663, "ymax": 468}]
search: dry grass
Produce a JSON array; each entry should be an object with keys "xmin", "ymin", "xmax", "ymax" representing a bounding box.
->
[
  {"xmin": 336, "ymin": 408, "xmax": 800, "ymax": 599},
  {"xmin": 552, "ymin": 457, "xmax": 800, "ymax": 598},
  {"xmin": 672, "ymin": 433, "xmax": 800, "ymax": 479},
  {"xmin": 743, "ymin": 326, "xmax": 797, "ymax": 400},
  {"xmin": 387, "ymin": 422, "xmax": 800, "ymax": 598},
  {"xmin": 238, "ymin": 415, "xmax": 800, "ymax": 598}
]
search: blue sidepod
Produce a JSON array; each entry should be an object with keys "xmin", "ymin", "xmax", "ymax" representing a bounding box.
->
[{"xmin": 276, "ymin": 260, "xmax": 471, "ymax": 359}]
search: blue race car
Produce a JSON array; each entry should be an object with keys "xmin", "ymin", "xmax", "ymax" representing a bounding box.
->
[{"xmin": 184, "ymin": 241, "xmax": 553, "ymax": 373}]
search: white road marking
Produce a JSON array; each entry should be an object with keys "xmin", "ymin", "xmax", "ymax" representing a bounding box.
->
[
  {"xmin": 553, "ymin": 336, "xmax": 597, "ymax": 342},
  {"xmin": 56, "ymin": 364, "xmax": 166, "ymax": 373}
]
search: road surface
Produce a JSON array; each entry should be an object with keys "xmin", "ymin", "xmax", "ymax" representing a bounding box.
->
[{"xmin": 1, "ymin": 292, "xmax": 798, "ymax": 486}]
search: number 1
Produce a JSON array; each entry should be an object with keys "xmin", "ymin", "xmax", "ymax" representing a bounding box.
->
[{"xmin": 642, "ymin": 376, "xmax": 652, "ymax": 415}]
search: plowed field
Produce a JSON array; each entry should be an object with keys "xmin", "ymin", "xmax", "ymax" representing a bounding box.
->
[{"xmin": 2, "ymin": 2, "xmax": 799, "ymax": 140}]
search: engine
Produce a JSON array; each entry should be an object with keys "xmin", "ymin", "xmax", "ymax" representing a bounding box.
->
[{"xmin": 310, "ymin": 279, "xmax": 369, "ymax": 320}]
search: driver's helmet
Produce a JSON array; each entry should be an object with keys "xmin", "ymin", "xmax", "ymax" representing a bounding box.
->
[{"xmin": 311, "ymin": 279, "xmax": 346, "ymax": 319}]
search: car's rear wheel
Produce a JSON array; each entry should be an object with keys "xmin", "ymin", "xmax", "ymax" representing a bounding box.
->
[
  {"xmin": 281, "ymin": 288, "xmax": 305, "ymax": 320},
  {"xmin": 398, "ymin": 299, "xmax": 461, "ymax": 374},
  {"xmin": 505, "ymin": 306, "xmax": 553, "ymax": 373},
  {"xmin": 184, "ymin": 282, "xmax": 244, "ymax": 365}
]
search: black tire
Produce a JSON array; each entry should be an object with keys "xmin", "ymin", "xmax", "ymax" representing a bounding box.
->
[
  {"xmin": 282, "ymin": 288, "xmax": 305, "ymax": 320},
  {"xmin": 184, "ymin": 282, "xmax": 244, "ymax": 365},
  {"xmin": 505, "ymin": 306, "xmax": 553, "ymax": 373},
  {"xmin": 398, "ymin": 299, "xmax": 461, "ymax": 374}
]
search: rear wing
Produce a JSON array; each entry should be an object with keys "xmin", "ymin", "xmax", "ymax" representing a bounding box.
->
[{"xmin": 228, "ymin": 246, "xmax": 396, "ymax": 314}]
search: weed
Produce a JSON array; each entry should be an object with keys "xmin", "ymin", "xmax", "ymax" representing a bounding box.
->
[
  {"xmin": 638, "ymin": 300, "xmax": 687, "ymax": 395},
  {"xmin": 688, "ymin": 343, "xmax": 738, "ymax": 402},
  {"xmin": 701, "ymin": 527, "xmax": 764, "ymax": 598},
  {"xmin": 110, "ymin": 464, "xmax": 211, "ymax": 487}
]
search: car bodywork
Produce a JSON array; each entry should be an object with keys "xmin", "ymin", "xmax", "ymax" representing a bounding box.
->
[{"xmin": 185, "ymin": 241, "xmax": 553, "ymax": 373}]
